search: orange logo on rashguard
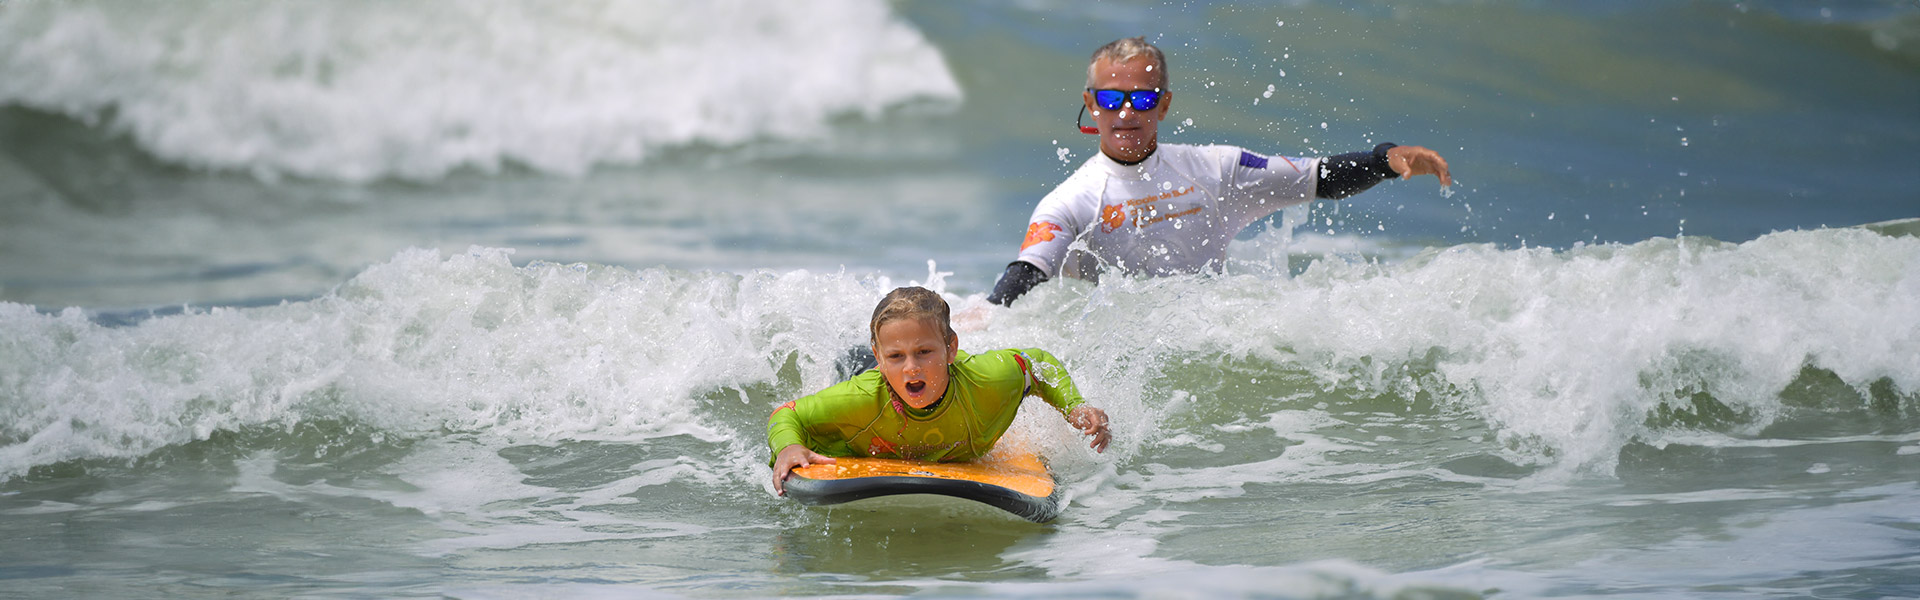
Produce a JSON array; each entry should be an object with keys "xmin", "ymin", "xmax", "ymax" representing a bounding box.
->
[
  {"xmin": 1021, "ymin": 221, "xmax": 1063, "ymax": 250},
  {"xmin": 1099, "ymin": 204, "xmax": 1127, "ymax": 233},
  {"xmin": 868, "ymin": 436, "xmax": 900, "ymax": 457}
]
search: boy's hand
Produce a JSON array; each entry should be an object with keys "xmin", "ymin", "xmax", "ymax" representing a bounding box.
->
[
  {"xmin": 1068, "ymin": 405, "xmax": 1112, "ymax": 453},
  {"xmin": 1386, "ymin": 145, "xmax": 1453, "ymax": 187},
  {"xmin": 772, "ymin": 444, "xmax": 837, "ymax": 496}
]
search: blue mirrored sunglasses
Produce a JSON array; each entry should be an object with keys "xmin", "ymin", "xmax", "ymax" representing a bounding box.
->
[{"xmin": 1089, "ymin": 88, "xmax": 1162, "ymax": 111}]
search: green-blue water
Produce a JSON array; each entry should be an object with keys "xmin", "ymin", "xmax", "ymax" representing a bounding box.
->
[{"xmin": 3, "ymin": 1, "xmax": 1918, "ymax": 598}]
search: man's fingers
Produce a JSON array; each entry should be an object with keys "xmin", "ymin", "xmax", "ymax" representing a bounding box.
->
[
  {"xmin": 1390, "ymin": 147, "xmax": 1453, "ymax": 188},
  {"xmin": 1426, "ymin": 154, "xmax": 1453, "ymax": 187},
  {"xmin": 1418, "ymin": 153, "xmax": 1452, "ymax": 187}
]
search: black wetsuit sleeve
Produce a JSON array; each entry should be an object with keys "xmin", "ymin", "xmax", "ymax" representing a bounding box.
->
[
  {"xmin": 986, "ymin": 261, "xmax": 1049, "ymax": 306},
  {"xmin": 1316, "ymin": 142, "xmax": 1400, "ymax": 200}
]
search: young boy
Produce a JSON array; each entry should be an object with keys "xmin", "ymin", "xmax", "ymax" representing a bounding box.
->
[{"xmin": 769, "ymin": 286, "xmax": 1111, "ymax": 495}]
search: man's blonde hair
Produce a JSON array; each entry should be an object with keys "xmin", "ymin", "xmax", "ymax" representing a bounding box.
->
[
  {"xmin": 1086, "ymin": 36, "xmax": 1168, "ymax": 89},
  {"xmin": 869, "ymin": 287, "xmax": 956, "ymax": 347}
]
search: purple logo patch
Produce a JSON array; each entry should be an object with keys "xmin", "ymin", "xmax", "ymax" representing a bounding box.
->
[{"xmin": 1239, "ymin": 151, "xmax": 1268, "ymax": 169}]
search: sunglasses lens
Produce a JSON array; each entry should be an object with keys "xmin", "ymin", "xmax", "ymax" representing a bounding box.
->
[
  {"xmin": 1130, "ymin": 91, "xmax": 1160, "ymax": 111},
  {"xmin": 1091, "ymin": 89, "xmax": 1163, "ymax": 111}
]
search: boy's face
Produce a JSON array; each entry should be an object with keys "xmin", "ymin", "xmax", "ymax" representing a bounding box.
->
[
  {"xmin": 872, "ymin": 317, "xmax": 958, "ymax": 409},
  {"xmin": 1084, "ymin": 56, "xmax": 1169, "ymax": 163}
]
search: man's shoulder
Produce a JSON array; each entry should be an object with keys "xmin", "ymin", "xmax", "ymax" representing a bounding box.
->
[{"xmin": 1040, "ymin": 162, "xmax": 1108, "ymax": 204}]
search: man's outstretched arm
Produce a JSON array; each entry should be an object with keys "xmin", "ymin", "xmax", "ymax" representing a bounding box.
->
[
  {"xmin": 986, "ymin": 261, "xmax": 1049, "ymax": 306},
  {"xmin": 1317, "ymin": 143, "xmax": 1452, "ymax": 199}
]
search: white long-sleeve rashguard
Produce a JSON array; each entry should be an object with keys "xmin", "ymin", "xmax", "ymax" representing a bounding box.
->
[{"xmin": 1014, "ymin": 143, "xmax": 1321, "ymax": 281}]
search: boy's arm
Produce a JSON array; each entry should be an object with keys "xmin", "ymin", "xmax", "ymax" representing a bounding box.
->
[
  {"xmin": 1015, "ymin": 348, "xmax": 1087, "ymax": 415},
  {"xmin": 766, "ymin": 380, "xmax": 876, "ymax": 464},
  {"xmin": 767, "ymin": 401, "xmax": 813, "ymax": 462},
  {"xmin": 1016, "ymin": 349, "xmax": 1110, "ymax": 452}
]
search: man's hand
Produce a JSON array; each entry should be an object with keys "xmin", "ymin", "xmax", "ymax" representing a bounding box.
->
[
  {"xmin": 1386, "ymin": 145, "xmax": 1453, "ymax": 187},
  {"xmin": 772, "ymin": 444, "xmax": 837, "ymax": 496},
  {"xmin": 1068, "ymin": 405, "xmax": 1112, "ymax": 453}
]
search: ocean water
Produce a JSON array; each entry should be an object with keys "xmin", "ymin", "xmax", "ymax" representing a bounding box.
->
[{"xmin": 3, "ymin": 1, "xmax": 1919, "ymax": 598}]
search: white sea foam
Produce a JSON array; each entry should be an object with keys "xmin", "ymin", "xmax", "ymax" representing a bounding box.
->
[
  {"xmin": 0, "ymin": 0, "xmax": 961, "ymax": 182},
  {"xmin": 0, "ymin": 247, "xmax": 891, "ymax": 480},
  {"xmin": 1, "ymin": 229, "xmax": 1916, "ymax": 482},
  {"xmin": 976, "ymin": 228, "xmax": 1920, "ymax": 480}
]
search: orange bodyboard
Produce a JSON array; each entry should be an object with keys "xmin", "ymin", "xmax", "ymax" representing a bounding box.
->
[{"xmin": 784, "ymin": 444, "xmax": 1059, "ymax": 522}]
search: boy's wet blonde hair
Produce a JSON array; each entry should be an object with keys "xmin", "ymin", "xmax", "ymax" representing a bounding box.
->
[
  {"xmin": 1086, "ymin": 36, "xmax": 1168, "ymax": 90},
  {"xmin": 869, "ymin": 287, "xmax": 956, "ymax": 347}
]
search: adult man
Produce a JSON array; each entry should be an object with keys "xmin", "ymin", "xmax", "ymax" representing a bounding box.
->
[{"xmin": 986, "ymin": 36, "xmax": 1452, "ymax": 305}]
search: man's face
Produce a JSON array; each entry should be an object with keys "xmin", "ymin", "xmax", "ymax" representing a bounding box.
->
[{"xmin": 1084, "ymin": 56, "xmax": 1169, "ymax": 164}]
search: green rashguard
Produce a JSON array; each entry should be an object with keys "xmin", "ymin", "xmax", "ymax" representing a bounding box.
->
[{"xmin": 768, "ymin": 348, "xmax": 1085, "ymax": 463}]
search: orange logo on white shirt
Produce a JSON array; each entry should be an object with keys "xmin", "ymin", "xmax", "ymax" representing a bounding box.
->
[
  {"xmin": 1021, "ymin": 221, "xmax": 1063, "ymax": 250},
  {"xmin": 1101, "ymin": 186, "xmax": 1198, "ymax": 233},
  {"xmin": 1100, "ymin": 204, "xmax": 1127, "ymax": 233}
]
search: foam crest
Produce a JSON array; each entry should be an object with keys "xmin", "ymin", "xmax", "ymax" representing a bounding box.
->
[
  {"xmin": 0, "ymin": 247, "xmax": 891, "ymax": 480},
  {"xmin": 0, "ymin": 0, "xmax": 960, "ymax": 181},
  {"xmin": 2, "ymin": 229, "xmax": 1913, "ymax": 482},
  {"xmin": 983, "ymin": 228, "xmax": 1920, "ymax": 478}
]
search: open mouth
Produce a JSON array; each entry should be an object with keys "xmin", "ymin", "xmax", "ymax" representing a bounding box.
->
[{"xmin": 904, "ymin": 380, "xmax": 927, "ymax": 395}]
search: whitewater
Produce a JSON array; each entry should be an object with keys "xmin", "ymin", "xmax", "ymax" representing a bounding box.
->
[{"xmin": 3, "ymin": 1, "xmax": 1919, "ymax": 598}]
